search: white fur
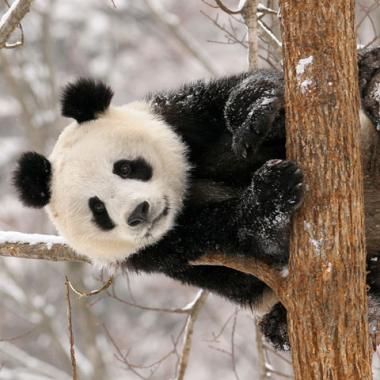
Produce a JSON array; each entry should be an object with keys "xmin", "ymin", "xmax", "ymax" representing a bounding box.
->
[{"xmin": 47, "ymin": 102, "xmax": 189, "ymax": 263}]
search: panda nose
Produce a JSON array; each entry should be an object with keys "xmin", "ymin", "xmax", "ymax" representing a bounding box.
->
[{"xmin": 128, "ymin": 201, "xmax": 150, "ymax": 227}]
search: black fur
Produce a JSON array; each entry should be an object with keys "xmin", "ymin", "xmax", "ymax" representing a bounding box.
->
[
  {"xmin": 88, "ymin": 196, "xmax": 116, "ymax": 231},
  {"xmin": 148, "ymin": 70, "xmax": 285, "ymax": 187},
  {"xmin": 61, "ymin": 78, "xmax": 113, "ymax": 123},
  {"xmin": 126, "ymin": 160, "xmax": 304, "ymax": 305},
  {"xmin": 259, "ymin": 303, "xmax": 289, "ymax": 351},
  {"xmin": 14, "ymin": 47, "xmax": 380, "ymax": 351},
  {"xmin": 13, "ymin": 152, "xmax": 51, "ymax": 208},
  {"xmin": 128, "ymin": 50, "xmax": 380, "ymax": 350},
  {"xmin": 358, "ymin": 47, "xmax": 380, "ymax": 130}
]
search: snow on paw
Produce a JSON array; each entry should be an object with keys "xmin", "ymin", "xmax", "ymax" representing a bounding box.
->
[{"xmin": 254, "ymin": 159, "xmax": 304, "ymax": 214}]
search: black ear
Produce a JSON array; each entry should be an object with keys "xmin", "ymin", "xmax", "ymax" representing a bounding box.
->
[
  {"xmin": 13, "ymin": 152, "xmax": 52, "ymax": 208},
  {"xmin": 61, "ymin": 78, "xmax": 114, "ymax": 123}
]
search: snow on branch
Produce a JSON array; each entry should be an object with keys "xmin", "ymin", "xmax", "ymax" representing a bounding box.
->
[
  {"xmin": 0, "ymin": 231, "xmax": 286, "ymax": 304},
  {"xmin": 0, "ymin": 231, "xmax": 90, "ymax": 263},
  {"xmin": 0, "ymin": 0, "xmax": 33, "ymax": 49}
]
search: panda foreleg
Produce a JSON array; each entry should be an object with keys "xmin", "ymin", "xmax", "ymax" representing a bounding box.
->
[{"xmin": 225, "ymin": 71, "xmax": 285, "ymax": 158}]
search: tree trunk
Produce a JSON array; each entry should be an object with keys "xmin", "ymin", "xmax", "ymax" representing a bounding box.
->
[{"xmin": 280, "ymin": 1, "xmax": 372, "ymax": 379}]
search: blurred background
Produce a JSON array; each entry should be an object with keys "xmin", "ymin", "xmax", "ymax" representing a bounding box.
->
[{"xmin": 0, "ymin": 1, "xmax": 379, "ymax": 379}]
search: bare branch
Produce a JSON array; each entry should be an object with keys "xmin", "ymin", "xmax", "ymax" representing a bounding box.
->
[
  {"xmin": 205, "ymin": 0, "xmax": 262, "ymax": 69},
  {"xmin": 67, "ymin": 276, "xmax": 114, "ymax": 298},
  {"xmin": 258, "ymin": 19, "xmax": 282, "ymax": 47},
  {"xmin": 0, "ymin": 0, "xmax": 33, "ymax": 48},
  {"xmin": 103, "ymin": 322, "xmax": 184, "ymax": 379},
  {"xmin": 0, "ymin": 341, "xmax": 70, "ymax": 379},
  {"xmin": 230, "ymin": 308, "xmax": 240, "ymax": 380},
  {"xmin": 0, "ymin": 231, "xmax": 90, "ymax": 264},
  {"xmin": 214, "ymin": 0, "xmax": 245, "ymax": 15},
  {"xmin": 254, "ymin": 318, "xmax": 270, "ymax": 380},
  {"xmin": 65, "ymin": 277, "xmax": 78, "ymax": 380},
  {"xmin": 143, "ymin": 0, "xmax": 218, "ymax": 76},
  {"xmin": 175, "ymin": 290, "xmax": 208, "ymax": 380},
  {"xmin": 257, "ymin": 3, "xmax": 277, "ymax": 15},
  {"xmin": 0, "ymin": 327, "xmax": 37, "ymax": 343},
  {"xmin": 201, "ymin": 10, "xmax": 248, "ymax": 49},
  {"xmin": 241, "ymin": 0, "xmax": 259, "ymax": 69}
]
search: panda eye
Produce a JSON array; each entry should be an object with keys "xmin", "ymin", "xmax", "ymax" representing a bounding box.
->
[
  {"xmin": 113, "ymin": 158, "xmax": 152, "ymax": 181},
  {"xmin": 119, "ymin": 162, "xmax": 131, "ymax": 178},
  {"xmin": 92, "ymin": 200, "xmax": 105, "ymax": 213},
  {"xmin": 88, "ymin": 197, "xmax": 115, "ymax": 230}
]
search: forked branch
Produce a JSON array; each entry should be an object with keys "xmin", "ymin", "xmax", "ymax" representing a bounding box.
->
[{"xmin": 0, "ymin": 0, "xmax": 33, "ymax": 48}]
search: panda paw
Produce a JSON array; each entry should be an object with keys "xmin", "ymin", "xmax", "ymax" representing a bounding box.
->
[
  {"xmin": 231, "ymin": 124, "xmax": 265, "ymax": 159},
  {"xmin": 229, "ymin": 96, "xmax": 283, "ymax": 159},
  {"xmin": 254, "ymin": 159, "xmax": 304, "ymax": 214}
]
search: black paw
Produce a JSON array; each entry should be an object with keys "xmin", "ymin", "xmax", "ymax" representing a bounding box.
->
[
  {"xmin": 229, "ymin": 96, "xmax": 283, "ymax": 159},
  {"xmin": 231, "ymin": 124, "xmax": 265, "ymax": 158},
  {"xmin": 259, "ymin": 303, "xmax": 290, "ymax": 351},
  {"xmin": 254, "ymin": 159, "xmax": 304, "ymax": 213}
]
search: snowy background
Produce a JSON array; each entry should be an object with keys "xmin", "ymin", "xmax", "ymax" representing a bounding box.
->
[{"xmin": 0, "ymin": 0, "xmax": 380, "ymax": 379}]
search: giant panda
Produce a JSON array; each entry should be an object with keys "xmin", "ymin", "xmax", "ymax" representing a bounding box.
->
[{"xmin": 13, "ymin": 47, "xmax": 380, "ymax": 350}]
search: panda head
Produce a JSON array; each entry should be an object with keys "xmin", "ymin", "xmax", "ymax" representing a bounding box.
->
[{"xmin": 13, "ymin": 78, "xmax": 189, "ymax": 263}]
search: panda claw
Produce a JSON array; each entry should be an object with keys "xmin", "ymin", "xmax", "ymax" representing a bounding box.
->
[{"xmin": 254, "ymin": 160, "xmax": 305, "ymax": 213}]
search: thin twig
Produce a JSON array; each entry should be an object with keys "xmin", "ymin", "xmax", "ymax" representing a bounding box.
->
[
  {"xmin": 175, "ymin": 290, "xmax": 208, "ymax": 380},
  {"xmin": 0, "ymin": 0, "xmax": 34, "ymax": 48},
  {"xmin": 204, "ymin": 310, "xmax": 238, "ymax": 343},
  {"xmin": 258, "ymin": 19, "xmax": 282, "ymax": 47},
  {"xmin": 65, "ymin": 276, "xmax": 78, "ymax": 380},
  {"xmin": 103, "ymin": 321, "xmax": 185, "ymax": 379},
  {"xmin": 262, "ymin": 344, "xmax": 292, "ymax": 365},
  {"xmin": 230, "ymin": 308, "xmax": 240, "ymax": 380},
  {"xmin": 254, "ymin": 318, "xmax": 269, "ymax": 380},
  {"xmin": 143, "ymin": 0, "xmax": 218, "ymax": 76},
  {"xmin": 66, "ymin": 276, "xmax": 113, "ymax": 298},
  {"xmin": 109, "ymin": 287, "xmax": 199, "ymax": 314},
  {"xmin": 215, "ymin": 0, "xmax": 245, "ymax": 15},
  {"xmin": 0, "ymin": 326, "xmax": 37, "ymax": 342},
  {"xmin": 201, "ymin": 10, "xmax": 248, "ymax": 49}
]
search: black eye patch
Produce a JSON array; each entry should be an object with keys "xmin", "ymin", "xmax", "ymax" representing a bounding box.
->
[
  {"xmin": 88, "ymin": 196, "xmax": 115, "ymax": 231},
  {"xmin": 113, "ymin": 158, "xmax": 152, "ymax": 181}
]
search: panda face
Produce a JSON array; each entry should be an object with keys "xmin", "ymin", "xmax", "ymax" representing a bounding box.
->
[{"xmin": 46, "ymin": 102, "xmax": 189, "ymax": 263}]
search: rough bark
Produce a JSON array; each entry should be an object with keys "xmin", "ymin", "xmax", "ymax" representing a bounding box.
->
[{"xmin": 280, "ymin": 1, "xmax": 372, "ymax": 379}]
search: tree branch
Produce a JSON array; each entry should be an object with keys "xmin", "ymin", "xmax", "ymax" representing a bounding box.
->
[
  {"xmin": 143, "ymin": 0, "xmax": 218, "ymax": 76},
  {"xmin": 0, "ymin": 231, "xmax": 90, "ymax": 263},
  {"xmin": 0, "ymin": 0, "xmax": 34, "ymax": 48},
  {"xmin": 175, "ymin": 290, "xmax": 208, "ymax": 380},
  {"xmin": 65, "ymin": 277, "xmax": 78, "ymax": 380},
  {"xmin": 192, "ymin": 252, "xmax": 286, "ymax": 304},
  {"xmin": 214, "ymin": 0, "xmax": 245, "ymax": 15},
  {"xmin": 241, "ymin": 0, "xmax": 259, "ymax": 69}
]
